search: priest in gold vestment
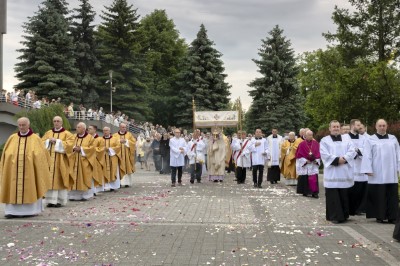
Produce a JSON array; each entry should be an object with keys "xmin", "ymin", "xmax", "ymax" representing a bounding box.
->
[
  {"xmin": 68, "ymin": 122, "xmax": 96, "ymax": 201},
  {"xmin": 280, "ymin": 132, "xmax": 299, "ymax": 185},
  {"xmin": 42, "ymin": 116, "xmax": 74, "ymax": 207},
  {"xmin": 113, "ymin": 123, "xmax": 136, "ymax": 187},
  {"xmin": 100, "ymin": 127, "xmax": 121, "ymax": 191},
  {"xmin": 88, "ymin": 125, "xmax": 105, "ymax": 194},
  {"xmin": 0, "ymin": 117, "xmax": 51, "ymax": 218},
  {"xmin": 207, "ymin": 129, "xmax": 226, "ymax": 182}
]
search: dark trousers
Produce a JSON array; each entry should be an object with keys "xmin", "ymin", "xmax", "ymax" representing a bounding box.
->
[
  {"xmin": 236, "ymin": 167, "xmax": 246, "ymax": 184},
  {"xmin": 366, "ymin": 183, "xmax": 398, "ymax": 221},
  {"xmin": 325, "ymin": 187, "xmax": 350, "ymax": 222},
  {"xmin": 161, "ymin": 155, "xmax": 171, "ymax": 174},
  {"xmin": 190, "ymin": 163, "xmax": 202, "ymax": 181},
  {"xmin": 153, "ymin": 155, "xmax": 161, "ymax": 171},
  {"xmin": 171, "ymin": 166, "xmax": 183, "ymax": 184},
  {"xmin": 252, "ymin": 165, "xmax": 264, "ymax": 185},
  {"xmin": 348, "ymin": 181, "xmax": 368, "ymax": 215}
]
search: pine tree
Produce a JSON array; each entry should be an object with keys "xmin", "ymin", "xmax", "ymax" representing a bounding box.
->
[
  {"xmin": 324, "ymin": 0, "xmax": 400, "ymax": 64},
  {"xmin": 137, "ymin": 9, "xmax": 187, "ymax": 126},
  {"xmin": 96, "ymin": 0, "xmax": 150, "ymax": 121},
  {"xmin": 175, "ymin": 24, "xmax": 231, "ymax": 128},
  {"xmin": 15, "ymin": 0, "xmax": 80, "ymax": 104},
  {"xmin": 71, "ymin": 0, "xmax": 101, "ymax": 109},
  {"xmin": 246, "ymin": 25, "xmax": 304, "ymax": 133}
]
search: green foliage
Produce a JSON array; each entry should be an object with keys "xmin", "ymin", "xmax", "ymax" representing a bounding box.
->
[
  {"xmin": 175, "ymin": 24, "xmax": 231, "ymax": 128},
  {"xmin": 14, "ymin": 0, "xmax": 80, "ymax": 104},
  {"xmin": 96, "ymin": 0, "xmax": 151, "ymax": 120},
  {"xmin": 136, "ymin": 9, "xmax": 187, "ymax": 126},
  {"xmin": 246, "ymin": 25, "xmax": 305, "ymax": 133},
  {"xmin": 15, "ymin": 104, "xmax": 71, "ymax": 137},
  {"xmin": 324, "ymin": 0, "xmax": 400, "ymax": 63},
  {"xmin": 298, "ymin": 48, "xmax": 400, "ymax": 128},
  {"xmin": 71, "ymin": 0, "xmax": 101, "ymax": 108}
]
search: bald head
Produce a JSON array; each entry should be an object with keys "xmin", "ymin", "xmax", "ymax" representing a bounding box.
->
[
  {"xmin": 375, "ymin": 119, "xmax": 387, "ymax": 135},
  {"xmin": 305, "ymin": 130, "xmax": 314, "ymax": 141},
  {"xmin": 18, "ymin": 117, "xmax": 30, "ymax": 134},
  {"xmin": 119, "ymin": 123, "xmax": 127, "ymax": 133}
]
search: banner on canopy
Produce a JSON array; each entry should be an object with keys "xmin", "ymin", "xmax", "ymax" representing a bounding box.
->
[{"xmin": 194, "ymin": 111, "xmax": 239, "ymax": 128}]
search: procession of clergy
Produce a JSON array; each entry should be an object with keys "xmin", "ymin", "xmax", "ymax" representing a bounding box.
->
[{"xmin": 1, "ymin": 116, "xmax": 400, "ymax": 240}]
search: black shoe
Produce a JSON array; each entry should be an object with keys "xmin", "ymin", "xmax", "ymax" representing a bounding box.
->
[
  {"xmin": 47, "ymin": 203, "xmax": 55, "ymax": 208},
  {"xmin": 94, "ymin": 193, "xmax": 97, "ymax": 196},
  {"xmin": 190, "ymin": 180, "xmax": 194, "ymax": 184},
  {"xmin": 214, "ymin": 180, "xmax": 218, "ymax": 183},
  {"xmin": 110, "ymin": 189, "xmax": 115, "ymax": 192},
  {"xmin": 80, "ymin": 198, "xmax": 88, "ymax": 201},
  {"xmin": 5, "ymin": 214, "xmax": 17, "ymax": 219},
  {"xmin": 219, "ymin": 180, "xmax": 223, "ymax": 182},
  {"xmin": 171, "ymin": 183, "xmax": 176, "ymax": 187},
  {"xmin": 330, "ymin": 220, "xmax": 340, "ymax": 224},
  {"xmin": 124, "ymin": 185, "xmax": 130, "ymax": 188},
  {"xmin": 55, "ymin": 203, "xmax": 62, "ymax": 208},
  {"xmin": 389, "ymin": 219, "xmax": 396, "ymax": 224},
  {"xmin": 254, "ymin": 183, "xmax": 257, "ymax": 188},
  {"xmin": 302, "ymin": 194, "xmax": 308, "ymax": 197},
  {"xmin": 312, "ymin": 194, "xmax": 319, "ymax": 199},
  {"xmin": 233, "ymin": 179, "xmax": 237, "ymax": 181},
  {"xmin": 376, "ymin": 219, "xmax": 385, "ymax": 223},
  {"xmin": 197, "ymin": 180, "xmax": 201, "ymax": 183},
  {"xmin": 258, "ymin": 185, "xmax": 262, "ymax": 188}
]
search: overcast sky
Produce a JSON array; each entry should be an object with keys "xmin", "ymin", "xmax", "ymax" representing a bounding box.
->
[{"xmin": 2, "ymin": 0, "xmax": 352, "ymax": 110}]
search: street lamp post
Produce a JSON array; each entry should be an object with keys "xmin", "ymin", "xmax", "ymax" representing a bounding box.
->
[
  {"xmin": 109, "ymin": 70, "xmax": 113, "ymax": 113},
  {"xmin": 0, "ymin": 0, "xmax": 7, "ymax": 92}
]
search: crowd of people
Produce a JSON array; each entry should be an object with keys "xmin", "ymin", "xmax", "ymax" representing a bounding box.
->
[{"xmin": 0, "ymin": 114, "xmax": 399, "ymax": 241}]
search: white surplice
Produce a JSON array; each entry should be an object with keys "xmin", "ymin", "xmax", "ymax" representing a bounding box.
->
[{"xmin": 320, "ymin": 135, "xmax": 356, "ymax": 188}]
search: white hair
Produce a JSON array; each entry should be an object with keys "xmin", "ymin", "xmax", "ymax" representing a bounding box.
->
[
  {"xmin": 77, "ymin": 122, "xmax": 87, "ymax": 130},
  {"xmin": 17, "ymin": 117, "xmax": 30, "ymax": 125}
]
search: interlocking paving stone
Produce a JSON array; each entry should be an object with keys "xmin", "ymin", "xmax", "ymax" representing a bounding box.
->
[{"xmin": 0, "ymin": 167, "xmax": 399, "ymax": 265}]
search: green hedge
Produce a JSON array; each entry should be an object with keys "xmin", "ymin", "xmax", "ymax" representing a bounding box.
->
[{"xmin": 15, "ymin": 104, "xmax": 71, "ymax": 137}]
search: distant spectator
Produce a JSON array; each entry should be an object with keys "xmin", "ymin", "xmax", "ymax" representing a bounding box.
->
[
  {"xmin": 33, "ymin": 97, "xmax": 42, "ymax": 109},
  {"xmin": 25, "ymin": 90, "xmax": 32, "ymax": 108},
  {"xmin": 68, "ymin": 102, "xmax": 74, "ymax": 118},
  {"xmin": 11, "ymin": 89, "xmax": 20, "ymax": 106}
]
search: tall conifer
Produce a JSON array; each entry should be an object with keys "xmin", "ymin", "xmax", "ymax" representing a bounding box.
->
[
  {"xmin": 246, "ymin": 25, "xmax": 304, "ymax": 132},
  {"xmin": 71, "ymin": 0, "xmax": 101, "ymax": 108},
  {"xmin": 15, "ymin": 0, "xmax": 80, "ymax": 104},
  {"xmin": 175, "ymin": 24, "xmax": 231, "ymax": 128},
  {"xmin": 96, "ymin": 0, "xmax": 150, "ymax": 120}
]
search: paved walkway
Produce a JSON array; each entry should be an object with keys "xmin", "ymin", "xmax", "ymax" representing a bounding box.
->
[{"xmin": 0, "ymin": 167, "xmax": 399, "ymax": 265}]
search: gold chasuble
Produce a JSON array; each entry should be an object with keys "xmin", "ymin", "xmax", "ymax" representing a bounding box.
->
[
  {"xmin": 223, "ymin": 135, "xmax": 232, "ymax": 168},
  {"xmin": 92, "ymin": 135, "xmax": 105, "ymax": 187},
  {"xmin": 280, "ymin": 139, "xmax": 299, "ymax": 179},
  {"xmin": 0, "ymin": 129, "xmax": 51, "ymax": 204},
  {"xmin": 69, "ymin": 132, "xmax": 96, "ymax": 191},
  {"xmin": 98, "ymin": 136, "xmax": 121, "ymax": 183},
  {"xmin": 42, "ymin": 128, "xmax": 75, "ymax": 190},
  {"xmin": 113, "ymin": 131, "xmax": 136, "ymax": 179}
]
